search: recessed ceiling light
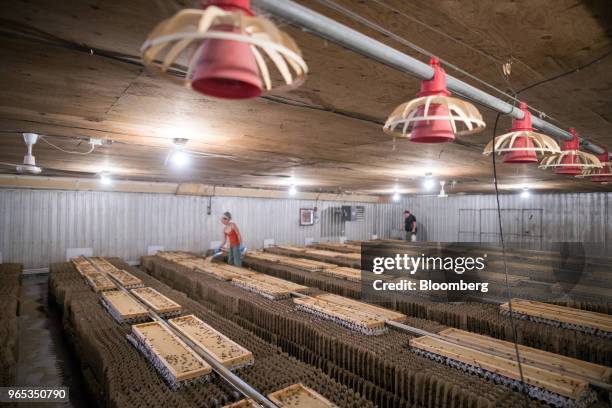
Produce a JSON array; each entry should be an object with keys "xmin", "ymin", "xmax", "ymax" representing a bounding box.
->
[{"xmin": 100, "ymin": 172, "xmax": 112, "ymax": 185}]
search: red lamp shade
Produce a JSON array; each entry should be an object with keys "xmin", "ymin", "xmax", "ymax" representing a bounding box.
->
[
  {"xmin": 383, "ymin": 58, "xmax": 485, "ymax": 143},
  {"xmin": 539, "ymin": 128, "xmax": 601, "ymax": 174},
  {"xmin": 141, "ymin": 5, "xmax": 307, "ymax": 99},
  {"xmin": 410, "ymin": 103, "xmax": 455, "ymax": 143},
  {"xmin": 503, "ymin": 102, "xmax": 537, "ymax": 163},
  {"xmin": 582, "ymin": 149, "xmax": 612, "ymax": 183},
  {"xmin": 483, "ymin": 101, "xmax": 559, "ymax": 161},
  {"xmin": 191, "ymin": 0, "xmax": 263, "ymax": 99},
  {"xmin": 410, "ymin": 59, "xmax": 454, "ymax": 143},
  {"xmin": 554, "ymin": 131, "xmax": 582, "ymax": 175},
  {"xmin": 503, "ymin": 136, "xmax": 538, "ymax": 163}
]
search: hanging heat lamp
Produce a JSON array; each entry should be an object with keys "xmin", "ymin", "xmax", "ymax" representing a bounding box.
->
[
  {"xmin": 383, "ymin": 57, "xmax": 486, "ymax": 143},
  {"xmin": 141, "ymin": 0, "xmax": 308, "ymax": 99},
  {"xmin": 539, "ymin": 128, "xmax": 601, "ymax": 175},
  {"xmin": 576, "ymin": 147, "xmax": 612, "ymax": 183},
  {"xmin": 482, "ymin": 102, "xmax": 560, "ymax": 163}
]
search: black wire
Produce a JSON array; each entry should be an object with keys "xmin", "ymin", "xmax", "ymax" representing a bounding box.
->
[
  {"xmin": 516, "ymin": 49, "xmax": 612, "ymax": 95},
  {"xmin": 491, "ymin": 113, "xmax": 531, "ymax": 408}
]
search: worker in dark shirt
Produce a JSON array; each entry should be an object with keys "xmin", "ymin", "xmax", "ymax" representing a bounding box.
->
[{"xmin": 404, "ymin": 210, "xmax": 417, "ymax": 242}]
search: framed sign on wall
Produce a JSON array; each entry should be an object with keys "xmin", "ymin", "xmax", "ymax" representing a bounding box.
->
[{"xmin": 299, "ymin": 208, "xmax": 315, "ymax": 226}]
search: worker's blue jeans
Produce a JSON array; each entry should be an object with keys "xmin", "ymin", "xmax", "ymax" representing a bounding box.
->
[{"xmin": 227, "ymin": 245, "xmax": 242, "ymax": 267}]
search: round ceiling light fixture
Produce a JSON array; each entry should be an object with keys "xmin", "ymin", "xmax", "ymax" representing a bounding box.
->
[
  {"xmin": 383, "ymin": 57, "xmax": 485, "ymax": 143},
  {"xmin": 483, "ymin": 102, "xmax": 560, "ymax": 163},
  {"xmin": 141, "ymin": 0, "xmax": 308, "ymax": 99},
  {"xmin": 539, "ymin": 128, "xmax": 601, "ymax": 175}
]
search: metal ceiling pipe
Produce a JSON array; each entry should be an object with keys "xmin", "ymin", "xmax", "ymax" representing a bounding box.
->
[{"xmin": 252, "ymin": 0, "xmax": 609, "ymax": 158}]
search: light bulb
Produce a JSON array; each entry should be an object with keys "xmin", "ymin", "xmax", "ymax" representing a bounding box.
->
[
  {"xmin": 392, "ymin": 192, "xmax": 400, "ymax": 202},
  {"xmin": 424, "ymin": 178, "xmax": 435, "ymax": 190},
  {"xmin": 100, "ymin": 173, "xmax": 112, "ymax": 185},
  {"xmin": 520, "ymin": 188, "xmax": 530, "ymax": 199},
  {"xmin": 289, "ymin": 185, "xmax": 297, "ymax": 196},
  {"xmin": 171, "ymin": 150, "xmax": 189, "ymax": 166}
]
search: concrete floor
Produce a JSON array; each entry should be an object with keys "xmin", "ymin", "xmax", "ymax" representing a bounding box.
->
[{"xmin": 17, "ymin": 274, "xmax": 92, "ymax": 407}]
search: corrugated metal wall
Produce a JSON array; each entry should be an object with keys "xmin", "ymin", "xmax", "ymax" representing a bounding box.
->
[
  {"xmin": 402, "ymin": 192, "xmax": 611, "ymax": 253},
  {"xmin": 0, "ymin": 189, "xmax": 403, "ymax": 269}
]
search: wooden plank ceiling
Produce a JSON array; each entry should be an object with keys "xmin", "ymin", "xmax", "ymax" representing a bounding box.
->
[{"xmin": 0, "ymin": 0, "xmax": 610, "ymax": 195}]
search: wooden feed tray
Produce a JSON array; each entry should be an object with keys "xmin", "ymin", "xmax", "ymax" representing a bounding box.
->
[
  {"xmin": 317, "ymin": 294, "xmax": 405, "ymax": 323},
  {"xmin": 294, "ymin": 295, "xmax": 390, "ymax": 335},
  {"xmin": 312, "ymin": 242, "xmax": 361, "ymax": 253},
  {"xmin": 409, "ymin": 335, "xmax": 594, "ymax": 407},
  {"xmin": 106, "ymin": 268, "xmax": 143, "ymax": 288},
  {"xmin": 232, "ymin": 275, "xmax": 291, "ymax": 300},
  {"xmin": 129, "ymin": 321, "xmax": 211, "ymax": 389},
  {"xmin": 474, "ymin": 271, "xmax": 529, "ymax": 285},
  {"xmin": 268, "ymin": 383, "xmax": 337, "ymax": 408},
  {"xmin": 169, "ymin": 315, "xmax": 253, "ymax": 370},
  {"xmin": 322, "ymin": 267, "xmax": 361, "ymax": 282},
  {"xmin": 438, "ymin": 328, "xmax": 612, "ymax": 383},
  {"xmin": 89, "ymin": 257, "xmax": 118, "ymax": 273},
  {"xmin": 248, "ymin": 274, "xmax": 308, "ymax": 293},
  {"xmin": 71, "ymin": 256, "xmax": 91, "ymax": 268},
  {"xmin": 222, "ymin": 400, "xmax": 258, "ymax": 408},
  {"xmin": 101, "ymin": 290, "xmax": 149, "ymax": 323},
  {"xmin": 305, "ymin": 249, "xmax": 360, "ymax": 262},
  {"xmin": 157, "ymin": 251, "xmax": 196, "ymax": 262},
  {"xmin": 75, "ymin": 263, "xmax": 99, "ymax": 277},
  {"xmin": 275, "ymin": 246, "xmax": 309, "ymax": 253},
  {"xmin": 253, "ymin": 250, "xmax": 336, "ymax": 271},
  {"xmin": 196, "ymin": 263, "xmax": 256, "ymax": 281},
  {"xmin": 84, "ymin": 272, "xmax": 116, "ymax": 292},
  {"xmin": 131, "ymin": 287, "xmax": 182, "ymax": 316},
  {"xmin": 500, "ymin": 298, "xmax": 612, "ymax": 338}
]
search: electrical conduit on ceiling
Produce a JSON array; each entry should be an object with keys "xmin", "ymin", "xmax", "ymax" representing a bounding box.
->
[{"xmin": 251, "ymin": 0, "xmax": 611, "ymax": 160}]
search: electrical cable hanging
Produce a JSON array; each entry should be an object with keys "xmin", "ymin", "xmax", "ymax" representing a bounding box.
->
[
  {"xmin": 39, "ymin": 136, "xmax": 95, "ymax": 155},
  {"xmin": 490, "ymin": 113, "xmax": 531, "ymax": 408}
]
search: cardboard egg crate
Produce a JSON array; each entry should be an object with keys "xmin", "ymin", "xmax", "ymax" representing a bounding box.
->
[
  {"xmin": 169, "ymin": 314, "xmax": 253, "ymax": 371},
  {"xmin": 101, "ymin": 290, "xmax": 150, "ymax": 324},
  {"xmin": 294, "ymin": 293, "xmax": 405, "ymax": 335},
  {"xmin": 130, "ymin": 287, "xmax": 182, "ymax": 318},
  {"xmin": 127, "ymin": 321, "xmax": 212, "ymax": 389}
]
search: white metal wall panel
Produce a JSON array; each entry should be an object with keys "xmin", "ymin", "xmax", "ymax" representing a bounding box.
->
[
  {"xmin": 0, "ymin": 189, "xmax": 402, "ymax": 269},
  {"xmin": 403, "ymin": 192, "xmax": 611, "ymax": 253}
]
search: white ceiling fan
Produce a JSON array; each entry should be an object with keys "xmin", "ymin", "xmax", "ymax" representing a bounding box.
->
[{"xmin": 0, "ymin": 133, "xmax": 99, "ymax": 177}]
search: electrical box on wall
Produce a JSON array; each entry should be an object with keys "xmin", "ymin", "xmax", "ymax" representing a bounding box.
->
[{"xmin": 341, "ymin": 205, "xmax": 355, "ymax": 221}]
